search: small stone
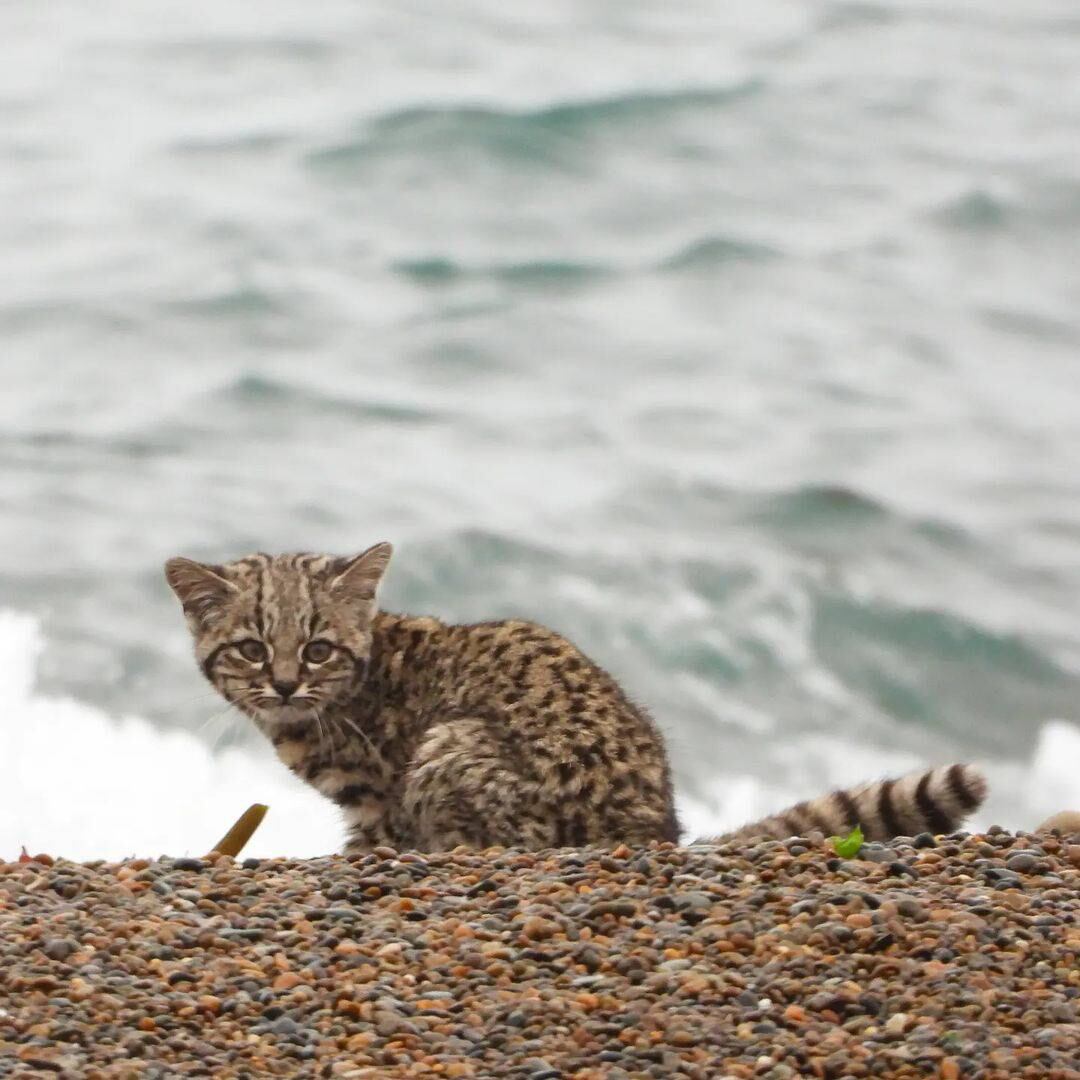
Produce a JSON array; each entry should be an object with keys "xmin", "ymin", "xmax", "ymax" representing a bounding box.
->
[
  {"xmin": 885, "ymin": 1013, "xmax": 909, "ymax": 1036},
  {"xmin": 658, "ymin": 958, "xmax": 692, "ymax": 972},
  {"xmin": 42, "ymin": 938, "xmax": 77, "ymax": 961},
  {"xmin": 673, "ymin": 891, "xmax": 714, "ymax": 911},
  {"xmin": 523, "ymin": 1058, "xmax": 561, "ymax": 1079},
  {"xmin": 374, "ymin": 1010, "xmax": 411, "ymax": 1037},
  {"xmin": 589, "ymin": 900, "xmax": 638, "ymax": 918},
  {"xmin": 1005, "ymin": 853, "xmax": 1039, "ymax": 873},
  {"xmin": 896, "ymin": 899, "xmax": 927, "ymax": 921},
  {"xmin": 522, "ymin": 916, "xmax": 558, "ymax": 940},
  {"xmin": 887, "ymin": 861, "xmax": 918, "ymax": 878},
  {"xmin": 859, "ymin": 844, "xmax": 893, "ymax": 864}
]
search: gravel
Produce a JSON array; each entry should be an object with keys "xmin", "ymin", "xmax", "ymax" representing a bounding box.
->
[{"xmin": 2, "ymin": 831, "xmax": 1079, "ymax": 1078}]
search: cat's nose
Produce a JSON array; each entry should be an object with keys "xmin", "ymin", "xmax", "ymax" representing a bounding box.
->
[{"xmin": 272, "ymin": 680, "xmax": 300, "ymax": 702}]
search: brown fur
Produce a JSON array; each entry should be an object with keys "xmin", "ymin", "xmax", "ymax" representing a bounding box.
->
[{"xmin": 166, "ymin": 544, "xmax": 987, "ymax": 853}]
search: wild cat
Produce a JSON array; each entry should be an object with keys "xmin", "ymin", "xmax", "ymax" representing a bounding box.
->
[{"xmin": 166, "ymin": 543, "xmax": 987, "ymax": 854}]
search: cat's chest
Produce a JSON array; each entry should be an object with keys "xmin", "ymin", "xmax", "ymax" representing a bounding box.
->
[
  {"xmin": 345, "ymin": 701, "xmax": 426, "ymax": 765},
  {"xmin": 271, "ymin": 701, "xmax": 427, "ymax": 805}
]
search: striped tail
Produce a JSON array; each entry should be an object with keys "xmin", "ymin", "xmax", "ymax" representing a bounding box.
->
[{"xmin": 707, "ymin": 764, "xmax": 988, "ymax": 844}]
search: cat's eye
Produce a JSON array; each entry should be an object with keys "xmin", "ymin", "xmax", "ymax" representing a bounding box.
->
[
  {"xmin": 237, "ymin": 639, "xmax": 267, "ymax": 663},
  {"xmin": 303, "ymin": 640, "xmax": 334, "ymax": 665}
]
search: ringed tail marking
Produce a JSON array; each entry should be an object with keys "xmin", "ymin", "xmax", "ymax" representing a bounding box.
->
[{"xmin": 701, "ymin": 764, "xmax": 988, "ymax": 844}]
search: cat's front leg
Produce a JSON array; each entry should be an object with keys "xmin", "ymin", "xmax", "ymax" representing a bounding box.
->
[
  {"xmin": 337, "ymin": 785, "xmax": 418, "ymax": 855},
  {"xmin": 342, "ymin": 813, "xmax": 412, "ymax": 856}
]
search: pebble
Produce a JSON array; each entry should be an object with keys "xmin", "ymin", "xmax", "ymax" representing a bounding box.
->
[
  {"xmin": 41, "ymin": 938, "xmax": 76, "ymax": 962},
  {"xmin": 1005, "ymin": 853, "xmax": 1039, "ymax": 873},
  {"xmin": 885, "ymin": 1012, "xmax": 909, "ymax": 1036},
  {"xmin": 895, "ymin": 898, "xmax": 927, "ymax": 921},
  {"xmin": 0, "ymin": 832, "xmax": 1077, "ymax": 1076}
]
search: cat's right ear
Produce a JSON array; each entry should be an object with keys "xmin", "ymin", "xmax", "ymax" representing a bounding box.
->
[
  {"xmin": 165, "ymin": 557, "xmax": 236, "ymax": 625},
  {"xmin": 329, "ymin": 542, "xmax": 393, "ymax": 605}
]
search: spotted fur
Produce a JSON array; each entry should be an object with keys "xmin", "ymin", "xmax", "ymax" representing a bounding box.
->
[{"xmin": 166, "ymin": 545, "xmax": 987, "ymax": 853}]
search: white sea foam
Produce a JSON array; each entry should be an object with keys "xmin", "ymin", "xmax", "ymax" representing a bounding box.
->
[
  {"xmin": 4, "ymin": 607, "xmax": 1079, "ymax": 860},
  {"xmin": 2, "ymin": 610, "xmax": 341, "ymax": 861}
]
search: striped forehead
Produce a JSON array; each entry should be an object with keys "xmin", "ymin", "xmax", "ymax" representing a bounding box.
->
[{"xmin": 235, "ymin": 553, "xmax": 330, "ymax": 637}]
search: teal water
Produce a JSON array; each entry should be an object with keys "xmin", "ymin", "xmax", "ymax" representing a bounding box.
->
[{"xmin": 2, "ymin": 1, "xmax": 1080, "ymax": 844}]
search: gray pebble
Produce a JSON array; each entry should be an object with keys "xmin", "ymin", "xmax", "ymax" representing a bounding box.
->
[
  {"xmin": 1006, "ymin": 854, "xmax": 1039, "ymax": 873},
  {"xmin": 42, "ymin": 938, "xmax": 77, "ymax": 961}
]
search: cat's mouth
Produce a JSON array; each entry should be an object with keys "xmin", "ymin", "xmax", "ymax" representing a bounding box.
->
[{"xmin": 247, "ymin": 699, "xmax": 324, "ymax": 729}]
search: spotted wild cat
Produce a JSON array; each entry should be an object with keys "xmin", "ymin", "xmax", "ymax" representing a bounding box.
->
[{"xmin": 166, "ymin": 544, "xmax": 987, "ymax": 853}]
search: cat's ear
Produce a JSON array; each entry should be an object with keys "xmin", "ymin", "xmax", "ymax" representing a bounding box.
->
[
  {"xmin": 165, "ymin": 557, "xmax": 236, "ymax": 625},
  {"xmin": 329, "ymin": 542, "xmax": 393, "ymax": 604}
]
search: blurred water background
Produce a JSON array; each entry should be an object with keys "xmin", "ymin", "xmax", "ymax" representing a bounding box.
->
[{"xmin": 3, "ymin": 0, "xmax": 1080, "ymax": 857}]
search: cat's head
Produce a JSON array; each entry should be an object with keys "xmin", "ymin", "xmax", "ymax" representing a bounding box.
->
[{"xmin": 165, "ymin": 544, "xmax": 392, "ymax": 729}]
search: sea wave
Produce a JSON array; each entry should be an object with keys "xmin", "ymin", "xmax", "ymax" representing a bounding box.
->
[
  {"xmin": 659, "ymin": 235, "xmax": 780, "ymax": 271},
  {"xmin": 4, "ymin": 607, "xmax": 1079, "ymax": 862},
  {"xmin": 210, "ymin": 372, "xmax": 448, "ymax": 425},
  {"xmin": 393, "ymin": 257, "xmax": 612, "ymax": 290},
  {"xmin": 306, "ymin": 82, "xmax": 763, "ymax": 173}
]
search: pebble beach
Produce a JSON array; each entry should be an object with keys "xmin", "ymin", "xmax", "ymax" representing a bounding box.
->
[{"xmin": 2, "ymin": 833, "xmax": 1079, "ymax": 1079}]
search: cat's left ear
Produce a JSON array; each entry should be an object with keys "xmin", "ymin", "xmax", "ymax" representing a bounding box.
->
[
  {"xmin": 329, "ymin": 542, "xmax": 393, "ymax": 604},
  {"xmin": 165, "ymin": 557, "xmax": 237, "ymax": 625}
]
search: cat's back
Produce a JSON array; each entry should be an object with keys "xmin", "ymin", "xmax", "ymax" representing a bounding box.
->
[
  {"xmin": 379, "ymin": 610, "xmax": 674, "ymax": 765},
  {"xmin": 443, "ymin": 615, "xmax": 641, "ymax": 719}
]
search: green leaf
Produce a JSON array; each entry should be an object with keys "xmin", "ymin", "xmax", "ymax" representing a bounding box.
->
[{"xmin": 829, "ymin": 825, "xmax": 864, "ymax": 859}]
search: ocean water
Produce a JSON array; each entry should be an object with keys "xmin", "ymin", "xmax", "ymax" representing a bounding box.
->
[{"xmin": 3, "ymin": 1, "xmax": 1080, "ymax": 858}]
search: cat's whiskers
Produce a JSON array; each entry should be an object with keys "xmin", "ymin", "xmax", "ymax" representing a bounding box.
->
[
  {"xmin": 176, "ymin": 687, "xmax": 236, "ymax": 704},
  {"xmin": 307, "ymin": 703, "xmax": 328, "ymax": 762},
  {"xmin": 307, "ymin": 706, "xmax": 336, "ymax": 767},
  {"xmin": 195, "ymin": 701, "xmax": 247, "ymax": 752},
  {"xmin": 331, "ymin": 710, "xmax": 378, "ymax": 758}
]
